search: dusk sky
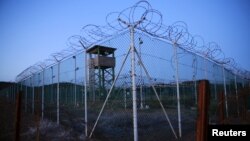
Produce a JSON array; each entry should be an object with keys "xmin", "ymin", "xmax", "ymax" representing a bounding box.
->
[{"xmin": 0, "ymin": 0, "xmax": 249, "ymax": 82}]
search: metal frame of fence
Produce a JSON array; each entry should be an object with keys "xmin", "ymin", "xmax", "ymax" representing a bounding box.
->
[{"xmin": 0, "ymin": 1, "xmax": 250, "ymax": 141}]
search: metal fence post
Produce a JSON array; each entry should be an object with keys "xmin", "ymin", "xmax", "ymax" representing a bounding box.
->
[
  {"xmin": 196, "ymin": 80, "xmax": 210, "ymax": 141},
  {"xmin": 130, "ymin": 26, "xmax": 138, "ymax": 141},
  {"xmin": 57, "ymin": 62, "xmax": 60, "ymax": 124},
  {"xmin": 73, "ymin": 56, "xmax": 77, "ymax": 107},
  {"xmin": 25, "ymin": 81, "xmax": 27, "ymax": 112},
  {"xmin": 84, "ymin": 50, "xmax": 88, "ymax": 136},
  {"xmin": 32, "ymin": 76, "xmax": 35, "ymax": 114},
  {"xmin": 51, "ymin": 67, "xmax": 54, "ymax": 103},
  {"xmin": 42, "ymin": 69, "xmax": 45, "ymax": 119},
  {"xmin": 234, "ymin": 75, "xmax": 239, "ymax": 117},
  {"xmin": 222, "ymin": 67, "xmax": 228, "ymax": 118},
  {"xmin": 173, "ymin": 43, "xmax": 182, "ymax": 138},
  {"xmin": 79, "ymin": 41, "xmax": 88, "ymax": 137}
]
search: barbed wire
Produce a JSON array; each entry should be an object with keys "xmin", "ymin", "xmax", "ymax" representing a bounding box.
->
[{"xmin": 16, "ymin": 0, "xmax": 250, "ymax": 82}]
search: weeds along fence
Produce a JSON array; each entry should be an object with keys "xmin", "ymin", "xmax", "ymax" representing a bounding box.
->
[{"xmin": 1, "ymin": 1, "xmax": 250, "ymax": 141}]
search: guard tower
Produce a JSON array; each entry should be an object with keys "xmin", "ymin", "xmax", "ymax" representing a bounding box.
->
[{"xmin": 87, "ymin": 45, "xmax": 116, "ymax": 101}]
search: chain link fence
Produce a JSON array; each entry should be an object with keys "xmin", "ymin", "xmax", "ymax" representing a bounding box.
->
[
  {"xmin": 1, "ymin": 29, "xmax": 250, "ymax": 141},
  {"xmin": 1, "ymin": 1, "xmax": 250, "ymax": 141}
]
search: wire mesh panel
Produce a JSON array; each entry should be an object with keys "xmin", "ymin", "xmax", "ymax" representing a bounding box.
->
[
  {"xmin": 1, "ymin": 1, "xmax": 250, "ymax": 141},
  {"xmin": 0, "ymin": 30, "xmax": 249, "ymax": 141}
]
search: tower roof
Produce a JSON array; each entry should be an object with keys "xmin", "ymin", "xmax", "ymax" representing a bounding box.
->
[{"xmin": 86, "ymin": 45, "xmax": 116, "ymax": 55}]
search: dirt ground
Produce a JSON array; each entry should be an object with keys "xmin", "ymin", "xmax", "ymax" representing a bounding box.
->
[{"xmin": 1, "ymin": 96, "xmax": 249, "ymax": 141}]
